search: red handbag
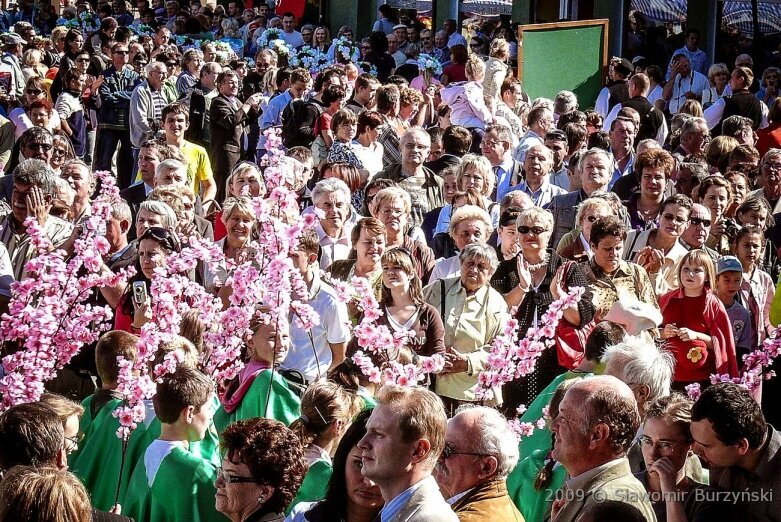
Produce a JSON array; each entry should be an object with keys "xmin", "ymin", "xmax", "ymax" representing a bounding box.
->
[{"xmin": 554, "ymin": 261, "xmax": 594, "ymax": 369}]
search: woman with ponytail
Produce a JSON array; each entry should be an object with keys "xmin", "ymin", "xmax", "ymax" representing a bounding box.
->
[{"xmin": 287, "ymin": 381, "xmax": 354, "ymax": 512}]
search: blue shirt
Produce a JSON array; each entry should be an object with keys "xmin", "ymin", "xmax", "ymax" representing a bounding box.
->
[
  {"xmin": 608, "ymin": 148, "xmax": 634, "ymax": 189},
  {"xmin": 494, "ymin": 156, "xmax": 517, "ymax": 201},
  {"xmin": 260, "ymin": 90, "xmax": 292, "ymax": 130},
  {"xmin": 380, "ymin": 478, "xmax": 430, "ymax": 522}
]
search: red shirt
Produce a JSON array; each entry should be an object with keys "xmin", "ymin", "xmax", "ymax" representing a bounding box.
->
[
  {"xmin": 659, "ymin": 288, "xmax": 739, "ymax": 382},
  {"xmin": 756, "ymin": 122, "xmax": 781, "ymax": 158}
]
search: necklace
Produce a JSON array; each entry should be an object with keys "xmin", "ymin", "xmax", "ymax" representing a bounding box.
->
[{"xmin": 525, "ymin": 253, "xmax": 549, "ymax": 273}]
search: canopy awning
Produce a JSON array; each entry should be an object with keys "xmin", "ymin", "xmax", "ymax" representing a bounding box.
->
[{"xmin": 631, "ymin": 0, "xmax": 781, "ymax": 34}]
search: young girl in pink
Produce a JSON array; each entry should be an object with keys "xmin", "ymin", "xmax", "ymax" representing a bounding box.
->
[{"xmin": 659, "ymin": 249, "xmax": 739, "ymax": 388}]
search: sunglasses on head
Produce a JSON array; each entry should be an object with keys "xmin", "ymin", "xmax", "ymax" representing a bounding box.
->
[
  {"xmin": 689, "ymin": 217, "xmax": 712, "ymax": 227},
  {"xmin": 518, "ymin": 225, "xmax": 547, "ymax": 235}
]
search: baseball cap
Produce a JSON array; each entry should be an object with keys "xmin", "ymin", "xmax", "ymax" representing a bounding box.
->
[
  {"xmin": 393, "ymin": 24, "xmax": 407, "ymax": 30},
  {"xmin": 1, "ymin": 33, "xmax": 26, "ymax": 46},
  {"xmin": 716, "ymin": 255, "xmax": 743, "ymax": 275}
]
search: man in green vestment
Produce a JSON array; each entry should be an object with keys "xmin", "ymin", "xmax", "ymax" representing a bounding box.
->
[{"xmin": 123, "ymin": 367, "xmax": 229, "ymax": 522}]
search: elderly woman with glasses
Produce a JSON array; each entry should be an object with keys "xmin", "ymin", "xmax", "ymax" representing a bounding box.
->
[
  {"xmin": 423, "ymin": 243, "xmax": 507, "ymax": 413},
  {"xmin": 8, "ymin": 77, "xmax": 62, "ymax": 138},
  {"xmin": 370, "ymin": 186, "xmax": 435, "ymax": 283},
  {"xmin": 430, "ymin": 204, "xmax": 492, "ymax": 283},
  {"xmin": 490, "ymin": 207, "xmax": 594, "ymax": 413},
  {"xmin": 216, "ymin": 418, "xmax": 307, "ymax": 522}
]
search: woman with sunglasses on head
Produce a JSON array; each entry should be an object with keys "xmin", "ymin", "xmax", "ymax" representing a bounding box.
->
[
  {"xmin": 49, "ymin": 133, "xmax": 76, "ymax": 175},
  {"xmin": 287, "ymin": 409, "xmax": 383, "ymax": 522},
  {"xmin": 8, "ymin": 76, "xmax": 62, "ymax": 138},
  {"xmin": 624, "ymin": 194, "xmax": 693, "ymax": 297},
  {"xmin": 113, "ymin": 225, "xmax": 180, "ymax": 333},
  {"xmin": 490, "ymin": 207, "xmax": 594, "ymax": 414}
]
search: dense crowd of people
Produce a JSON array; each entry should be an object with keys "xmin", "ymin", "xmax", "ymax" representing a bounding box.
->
[{"xmin": 1, "ymin": 2, "xmax": 781, "ymax": 522}]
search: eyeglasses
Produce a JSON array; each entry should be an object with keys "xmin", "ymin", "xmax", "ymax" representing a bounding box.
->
[
  {"xmin": 689, "ymin": 217, "xmax": 712, "ymax": 227},
  {"xmin": 114, "ymin": 50, "xmax": 129, "ymax": 55},
  {"xmin": 25, "ymin": 88, "xmax": 43, "ymax": 95},
  {"xmin": 585, "ymin": 215, "xmax": 600, "ymax": 223},
  {"xmin": 639, "ymin": 436, "xmax": 689, "ymax": 455},
  {"xmin": 763, "ymin": 162, "xmax": 781, "ymax": 171},
  {"xmin": 26, "ymin": 142, "xmax": 53, "ymax": 151},
  {"xmin": 217, "ymin": 467, "xmax": 257, "ymax": 484},
  {"xmin": 662, "ymin": 213, "xmax": 689, "ymax": 225},
  {"xmin": 518, "ymin": 225, "xmax": 547, "ymax": 235},
  {"xmin": 77, "ymin": 57, "xmax": 90, "ymax": 63},
  {"xmin": 441, "ymin": 442, "xmax": 491, "ymax": 460},
  {"xmin": 66, "ymin": 432, "xmax": 85, "ymax": 445}
]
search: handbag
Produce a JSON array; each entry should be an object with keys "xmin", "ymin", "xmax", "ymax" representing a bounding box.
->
[{"xmin": 554, "ymin": 261, "xmax": 594, "ymax": 370}]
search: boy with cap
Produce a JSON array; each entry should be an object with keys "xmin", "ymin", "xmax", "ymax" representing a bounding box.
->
[{"xmin": 715, "ymin": 255, "xmax": 753, "ymax": 365}]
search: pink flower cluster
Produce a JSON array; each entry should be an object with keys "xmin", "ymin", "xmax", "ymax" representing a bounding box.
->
[
  {"xmin": 686, "ymin": 331, "xmax": 781, "ymax": 401},
  {"xmin": 474, "ymin": 286, "xmax": 585, "ymax": 438},
  {"xmin": 0, "ymin": 171, "xmax": 129, "ymax": 409},
  {"xmin": 347, "ymin": 276, "xmax": 445, "ymax": 386}
]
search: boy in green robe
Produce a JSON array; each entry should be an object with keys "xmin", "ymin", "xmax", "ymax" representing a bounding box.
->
[
  {"xmin": 213, "ymin": 315, "xmax": 301, "ymax": 432},
  {"xmin": 123, "ymin": 366, "xmax": 228, "ymax": 522}
]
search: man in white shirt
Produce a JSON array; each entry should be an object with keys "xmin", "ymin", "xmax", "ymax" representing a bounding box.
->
[
  {"xmin": 312, "ymin": 178, "xmax": 353, "ymax": 269},
  {"xmin": 666, "ymin": 28, "xmax": 709, "ymax": 79},
  {"xmin": 359, "ymin": 385, "xmax": 458, "ymax": 522},
  {"xmin": 510, "ymin": 144, "xmax": 566, "ymax": 207},
  {"xmin": 514, "ymin": 106, "xmax": 553, "ymax": 163},
  {"xmin": 283, "ymin": 229, "xmax": 351, "ymax": 383},
  {"xmin": 662, "ymin": 53, "xmax": 709, "ymax": 115},
  {"xmin": 443, "ymin": 19, "xmax": 466, "ymax": 49},
  {"xmin": 280, "ymin": 12, "xmax": 304, "ymax": 48}
]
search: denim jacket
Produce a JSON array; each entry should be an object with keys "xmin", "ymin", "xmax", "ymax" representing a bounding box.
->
[{"xmin": 96, "ymin": 65, "xmax": 141, "ymax": 130}]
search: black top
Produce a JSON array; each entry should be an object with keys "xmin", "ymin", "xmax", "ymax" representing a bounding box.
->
[{"xmin": 490, "ymin": 250, "xmax": 595, "ymax": 414}]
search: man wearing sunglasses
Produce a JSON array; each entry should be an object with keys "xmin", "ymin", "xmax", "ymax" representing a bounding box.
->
[
  {"xmin": 95, "ymin": 42, "xmax": 141, "ymax": 191},
  {"xmin": 434, "ymin": 406, "xmax": 522, "ymax": 520},
  {"xmin": 681, "ymin": 203, "xmax": 719, "ymax": 260}
]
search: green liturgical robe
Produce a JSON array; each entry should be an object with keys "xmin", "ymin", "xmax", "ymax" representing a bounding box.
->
[
  {"xmin": 123, "ymin": 441, "xmax": 229, "ymax": 522},
  {"xmin": 287, "ymin": 458, "xmax": 332, "ymax": 514},
  {"xmin": 507, "ymin": 448, "xmax": 567, "ymax": 522},
  {"xmin": 213, "ymin": 369, "xmax": 301, "ymax": 433}
]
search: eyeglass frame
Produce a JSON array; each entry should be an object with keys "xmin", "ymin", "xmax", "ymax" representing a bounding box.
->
[
  {"xmin": 441, "ymin": 441, "xmax": 492, "ymax": 460},
  {"xmin": 217, "ymin": 467, "xmax": 257, "ymax": 484},
  {"xmin": 638, "ymin": 435, "xmax": 690, "ymax": 455}
]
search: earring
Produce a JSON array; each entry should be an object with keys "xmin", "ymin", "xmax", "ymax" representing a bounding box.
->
[{"xmin": 257, "ymin": 496, "xmax": 264, "ymax": 504}]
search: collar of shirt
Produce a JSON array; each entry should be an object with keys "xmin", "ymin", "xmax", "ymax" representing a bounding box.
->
[
  {"xmin": 565, "ymin": 457, "xmax": 626, "ymax": 493},
  {"xmin": 449, "ymin": 278, "xmax": 490, "ymax": 306},
  {"xmin": 380, "ymin": 476, "xmax": 432, "ymax": 522},
  {"xmin": 447, "ymin": 487, "xmax": 474, "ymax": 505},
  {"xmin": 753, "ymin": 425, "xmax": 781, "ymax": 481},
  {"xmin": 315, "ymin": 221, "xmax": 351, "ymax": 246},
  {"xmin": 589, "ymin": 258, "xmax": 633, "ymax": 279}
]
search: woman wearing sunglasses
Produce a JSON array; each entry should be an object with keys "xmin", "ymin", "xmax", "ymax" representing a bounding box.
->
[
  {"xmin": 489, "ymin": 207, "xmax": 594, "ymax": 415},
  {"xmin": 557, "ymin": 196, "xmax": 614, "ymax": 263},
  {"xmin": 8, "ymin": 76, "xmax": 62, "ymax": 138}
]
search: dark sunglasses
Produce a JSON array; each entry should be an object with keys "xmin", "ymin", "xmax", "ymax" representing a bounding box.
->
[
  {"xmin": 662, "ymin": 213, "xmax": 688, "ymax": 225},
  {"xmin": 689, "ymin": 217, "xmax": 712, "ymax": 227},
  {"xmin": 518, "ymin": 225, "xmax": 547, "ymax": 235},
  {"xmin": 114, "ymin": 50, "xmax": 129, "ymax": 55},
  {"xmin": 25, "ymin": 88, "xmax": 43, "ymax": 95},
  {"xmin": 77, "ymin": 57, "xmax": 90, "ymax": 62},
  {"xmin": 27, "ymin": 142, "xmax": 53, "ymax": 151},
  {"xmin": 585, "ymin": 215, "xmax": 600, "ymax": 223}
]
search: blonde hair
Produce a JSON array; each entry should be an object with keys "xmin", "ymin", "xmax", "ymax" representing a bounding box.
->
[
  {"xmin": 644, "ymin": 393, "xmax": 694, "ymax": 441},
  {"xmin": 370, "ymin": 186, "xmax": 411, "ymax": 218},
  {"xmin": 576, "ymin": 197, "xmax": 614, "ymax": 228},
  {"xmin": 221, "ymin": 196, "xmax": 256, "ymax": 226},
  {"xmin": 449, "ymin": 204, "xmax": 493, "ymax": 238},
  {"xmin": 489, "ymin": 38, "xmax": 509, "ymax": 59},
  {"xmin": 516, "ymin": 206, "xmax": 554, "ymax": 231},
  {"xmin": 678, "ymin": 249, "xmax": 716, "ymax": 289},
  {"xmin": 152, "ymin": 335, "xmax": 199, "ymax": 370},
  {"xmin": 457, "ymin": 154, "xmax": 494, "ymax": 197},
  {"xmin": 465, "ymin": 54, "xmax": 486, "ymax": 81},
  {"xmin": 39, "ymin": 393, "xmax": 84, "ymax": 426},
  {"xmin": 0, "ymin": 467, "xmax": 92, "ymax": 522},
  {"xmin": 289, "ymin": 381, "xmax": 351, "ymax": 448}
]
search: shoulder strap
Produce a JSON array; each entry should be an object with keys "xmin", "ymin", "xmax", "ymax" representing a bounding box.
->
[{"xmin": 439, "ymin": 278, "xmax": 446, "ymax": 319}]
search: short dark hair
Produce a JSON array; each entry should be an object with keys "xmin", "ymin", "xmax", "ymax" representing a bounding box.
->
[
  {"xmin": 583, "ymin": 384, "xmax": 640, "ymax": 453},
  {"xmin": 589, "ymin": 215, "xmax": 627, "ymax": 246},
  {"xmin": 357, "ymin": 110, "xmax": 384, "ymax": 135},
  {"xmin": 661, "ymin": 193, "xmax": 693, "ymax": 215},
  {"xmin": 96, "ymin": 331, "xmax": 139, "ymax": 385},
  {"xmin": 0, "ymin": 403, "xmax": 63, "ymax": 470},
  {"xmin": 221, "ymin": 418, "xmax": 307, "ymax": 513},
  {"xmin": 161, "ymin": 102, "xmax": 189, "ymax": 124},
  {"xmin": 322, "ymin": 84, "xmax": 347, "ymax": 105},
  {"xmin": 442, "ymin": 125, "xmax": 472, "ymax": 155},
  {"xmin": 587, "ymin": 130, "xmax": 610, "ymax": 151},
  {"xmin": 584, "ymin": 322, "xmax": 626, "ymax": 362},
  {"xmin": 152, "ymin": 367, "xmax": 213, "ymax": 423},
  {"xmin": 557, "ymin": 110, "xmax": 586, "ymax": 129},
  {"xmin": 691, "ymin": 382, "xmax": 766, "ymax": 447}
]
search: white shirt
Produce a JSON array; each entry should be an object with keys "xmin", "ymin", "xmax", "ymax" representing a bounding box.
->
[
  {"xmin": 352, "ymin": 140, "xmax": 385, "ymax": 178},
  {"xmin": 603, "ymin": 102, "xmax": 669, "ymax": 145},
  {"xmin": 429, "ymin": 255, "xmax": 461, "ymax": 283},
  {"xmin": 283, "ymin": 274, "xmax": 352, "ymax": 382},
  {"xmin": 703, "ymin": 95, "xmax": 769, "ymax": 130},
  {"xmin": 667, "ymin": 71, "xmax": 710, "ymax": 114}
]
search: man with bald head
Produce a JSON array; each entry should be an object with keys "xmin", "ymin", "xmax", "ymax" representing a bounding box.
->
[
  {"xmin": 434, "ymin": 406, "xmax": 522, "ymax": 520},
  {"xmin": 510, "ymin": 144, "xmax": 565, "ymax": 207},
  {"xmin": 549, "ymin": 376, "xmax": 655, "ymax": 521}
]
